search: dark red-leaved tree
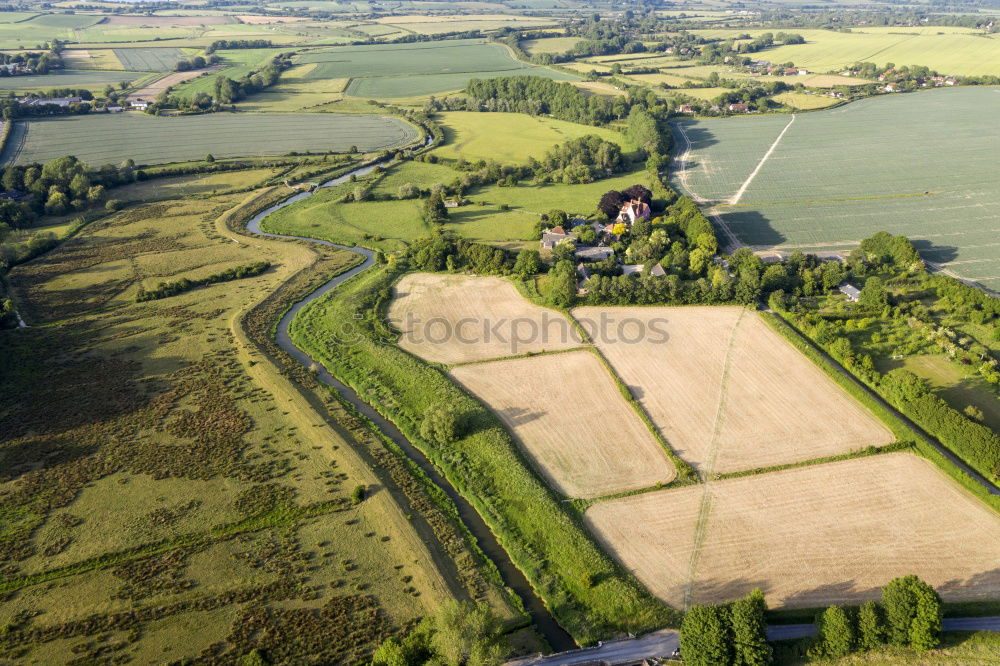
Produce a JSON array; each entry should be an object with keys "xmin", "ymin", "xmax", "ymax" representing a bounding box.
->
[{"xmin": 598, "ymin": 190, "xmax": 624, "ymax": 218}]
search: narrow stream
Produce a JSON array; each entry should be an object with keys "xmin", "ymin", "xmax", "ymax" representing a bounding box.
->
[{"xmin": 246, "ymin": 164, "xmax": 576, "ymax": 652}]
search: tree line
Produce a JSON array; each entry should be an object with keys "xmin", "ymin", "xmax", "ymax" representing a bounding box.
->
[{"xmin": 135, "ymin": 261, "xmax": 271, "ymax": 302}]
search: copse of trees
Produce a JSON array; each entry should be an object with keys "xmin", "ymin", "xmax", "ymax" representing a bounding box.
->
[
  {"xmin": 0, "ymin": 156, "xmax": 127, "ymax": 224},
  {"xmin": 371, "ymin": 600, "xmax": 508, "ymax": 666},
  {"xmin": 680, "ymin": 589, "xmax": 769, "ymax": 665},
  {"xmin": 809, "ymin": 576, "xmax": 941, "ymax": 659},
  {"xmin": 135, "ymin": 261, "xmax": 271, "ymax": 302},
  {"xmin": 464, "ymin": 75, "xmax": 672, "ymax": 131},
  {"xmin": 204, "ymin": 39, "xmax": 274, "ymax": 53},
  {"xmin": 530, "ymin": 135, "xmax": 625, "ymax": 184}
]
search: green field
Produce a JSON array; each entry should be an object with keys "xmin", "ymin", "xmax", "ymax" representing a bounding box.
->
[
  {"xmin": 296, "ymin": 39, "xmax": 578, "ymax": 98},
  {"xmin": 263, "ymin": 161, "xmax": 653, "ymax": 251},
  {"xmin": 171, "ymin": 48, "xmax": 287, "ymax": 97},
  {"xmin": 113, "ymin": 47, "xmax": 186, "ymax": 72},
  {"xmin": 433, "ymin": 112, "xmax": 634, "ymax": 163},
  {"xmin": 3, "ymin": 113, "xmax": 419, "ymax": 166},
  {"xmin": 692, "ymin": 27, "xmax": 1000, "ymax": 77},
  {"xmin": 0, "ymin": 69, "xmax": 148, "ymax": 91},
  {"xmin": 670, "ymin": 87, "xmax": 1000, "ymax": 291}
]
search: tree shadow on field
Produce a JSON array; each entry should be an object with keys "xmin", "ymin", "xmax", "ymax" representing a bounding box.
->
[
  {"xmin": 715, "ymin": 209, "xmax": 786, "ymax": 249},
  {"xmin": 911, "ymin": 238, "xmax": 960, "ymax": 266},
  {"xmin": 780, "ymin": 579, "xmax": 881, "ymax": 610},
  {"xmin": 690, "ymin": 575, "xmax": 776, "ymax": 605},
  {"xmin": 936, "ymin": 567, "xmax": 1000, "ymax": 601},
  {"xmin": 671, "ymin": 121, "xmax": 719, "ymax": 153},
  {"xmin": 499, "ymin": 406, "xmax": 546, "ymax": 427}
]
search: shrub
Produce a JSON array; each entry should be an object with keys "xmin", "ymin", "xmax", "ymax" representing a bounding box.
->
[
  {"xmin": 817, "ymin": 605, "xmax": 854, "ymax": 658},
  {"xmin": 350, "ymin": 484, "xmax": 366, "ymax": 504},
  {"xmin": 680, "ymin": 604, "xmax": 732, "ymax": 666},
  {"xmin": 856, "ymin": 600, "xmax": 885, "ymax": 650},
  {"xmin": 420, "ymin": 402, "xmax": 461, "ymax": 445}
]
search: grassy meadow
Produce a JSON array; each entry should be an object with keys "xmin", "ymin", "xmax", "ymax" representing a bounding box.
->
[
  {"xmin": 433, "ymin": 112, "xmax": 635, "ymax": 163},
  {"xmin": 0, "ymin": 184, "xmax": 519, "ymax": 662},
  {"xmin": 4, "ymin": 112, "xmax": 419, "ymax": 166},
  {"xmin": 671, "ymin": 87, "xmax": 1000, "ymax": 291},
  {"xmin": 261, "ymin": 160, "xmax": 655, "ymax": 252}
]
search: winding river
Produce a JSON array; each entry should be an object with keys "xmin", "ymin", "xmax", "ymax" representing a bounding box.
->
[{"xmin": 246, "ymin": 163, "xmax": 576, "ymax": 651}]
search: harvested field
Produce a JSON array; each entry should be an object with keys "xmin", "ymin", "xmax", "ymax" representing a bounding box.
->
[
  {"xmin": 103, "ymin": 15, "xmax": 237, "ymax": 26},
  {"xmin": 126, "ymin": 67, "xmax": 219, "ymax": 102},
  {"xmin": 451, "ymin": 351, "xmax": 675, "ymax": 498},
  {"xmin": 237, "ymin": 15, "xmax": 311, "ymax": 24},
  {"xmin": 60, "ymin": 48, "xmax": 123, "ymax": 70},
  {"xmin": 773, "ymin": 91, "xmax": 840, "ymax": 109},
  {"xmin": 574, "ymin": 306, "xmax": 893, "ymax": 473},
  {"xmin": 387, "ymin": 273, "xmax": 582, "ymax": 364},
  {"xmin": 586, "ymin": 453, "xmax": 1000, "ymax": 608},
  {"xmin": 572, "ymin": 80, "xmax": 626, "ymax": 96}
]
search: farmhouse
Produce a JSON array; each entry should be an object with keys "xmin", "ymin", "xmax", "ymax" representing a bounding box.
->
[
  {"xmin": 575, "ymin": 246, "xmax": 615, "ymax": 261},
  {"xmin": 728, "ymin": 103, "xmax": 750, "ymax": 112},
  {"xmin": 540, "ymin": 228, "xmax": 570, "ymax": 250},
  {"xmin": 617, "ymin": 199, "xmax": 651, "ymax": 224},
  {"xmin": 839, "ymin": 283, "xmax": 861, "ymax": 302},
  {"xmin": 130, "ymin": 99, "xmax": 149, "ymax": 111},
  {"xmin": 678, "ymin": 104, "xmax": 695, "ymax": 114}
]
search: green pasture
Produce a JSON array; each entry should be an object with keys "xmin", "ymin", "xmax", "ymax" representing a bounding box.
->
[
  {"xmin": 0, "ymin": 69, "xmax": 147, "ymax": 92},
  {"xmin": 691, "ymin": 28, "xmax": 1000, "ymax": 77},
  {"xmin": 671, "ymin": 87, "xmax": 1000, "ymax": 291},
  {"xmin": 433, "ymin": 111, "xmax": 635, "ymax": 164},
  {"xmin": 263, "ymin": 161, "xmax": 653, "ymax": 252},
  {"xmin": 3, "ymin": 113, "xmax": 419, "ymax": 166},
  {"xmin": 296, "ymin": 39, "xmax": 578, "ymax": 98},
  {"xmin": 878, "ymin": 354, "xmax": 1000, "ymax": 435},
  {"xmin": 171, "ymin": 48, "xmax": 288, "ymax": 97},
  {"xmin": 113, "ymin": 47, "xmax": 186, "ymax": 72}
]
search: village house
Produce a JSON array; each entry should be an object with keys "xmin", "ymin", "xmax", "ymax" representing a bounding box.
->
[
  {"xmin": 728, "ymin": 103, "xmax": 750, "ymax": 112},
  {"xmin": 621, "ymin": 264, "xmax": 644, "ymax": 276},
  {"xmin": 130, "ymin": 99, "xmax": 149, "ymax": 111},
  {"xmin": 540, "ymin": 226, "xmax": 569, "ymax": 250},
  {"xmin": 839, "ymin": 283, "xmax": 861, "ymax": 302},
  {"xmin": 617, "ymin": 199, "xmax": 651, "ymax": 224},
  {"xmin": 677, "ymin": 104, "xmax": 695, "ymax": 114},
  {"xmin": 575, "ymin": 246, "xmax": 614, "ymax": 261}
]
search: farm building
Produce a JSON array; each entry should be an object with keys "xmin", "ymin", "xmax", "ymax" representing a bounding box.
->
[
  {"xmin": 839, "ymin": 283, "xmax": 861, "ymax": 302},
  {"xmin": 20, "ymin": 97, "xmax": 82, "ymax": 107},
  {"xmin": 728, "ymin": 103, "xmax": 750, "ymax": 112},
  {"xmin": 678, "ymin": 104, "xmax": 695, "ymax": 114},
  {"xmin": 130, "ymin": 99, "xmax": 149, "ymax": 111},
  {"xmin": 575, "ymin": 246, "xmax": 615, "ymax": 261},
  {"xmin": 540, "ymin": 229, "xmax": 570, "ymax": 250}
]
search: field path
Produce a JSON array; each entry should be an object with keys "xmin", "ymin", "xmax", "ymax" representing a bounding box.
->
[
  {"xmin": 682, "ymin": 308, "xmax": 745, "ymax": 610},
  {"xmin": 729, "ymin": 114, "xmax": 795, "ymax": 205}
]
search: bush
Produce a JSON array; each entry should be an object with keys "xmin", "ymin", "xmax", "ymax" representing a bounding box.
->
[
  {"xmin": 856, "ymin": 600, "xmax": 885, "ymax": 650},
  {"xmin": 816, "ymin": 605, "xmax": 854, "ymax": 658},
  {"xmin": 420, "ymin": 402, "xmax": 461, "ymax": 445},
  {"xmin": 350, "ymin": 484, "xmax": 366, "ymax": 504},
  {"xmin": 680, "ymin": 604, "xmax": 732, "ymax": 666}
]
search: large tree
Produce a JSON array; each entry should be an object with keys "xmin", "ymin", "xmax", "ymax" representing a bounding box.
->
[
  {"xmin": 680, "ymin": 604, "xmax": 732, "ymax": 666},
  {"xmin": 597, "ymin": 189, "xmax": 624, "ymax": 218},
  {"xmin": 856, "ymin": 600, "xmax": 886, "ymax": 650},
  {"xmin": 730, "ymin": 589, "xmax": 771, "ymax": 665},
  {"xmin": 431, "ymin": 601, "xmax": 508, "ymax": 666}
]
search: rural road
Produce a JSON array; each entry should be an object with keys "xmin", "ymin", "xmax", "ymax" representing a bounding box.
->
[
  {"xmin": 507, "ymin": 618, "xmax": 1000, "ymax": 665},
  {"xmin": 505, "ymin": 629, "xmax": 679, "ymax": 666}
]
